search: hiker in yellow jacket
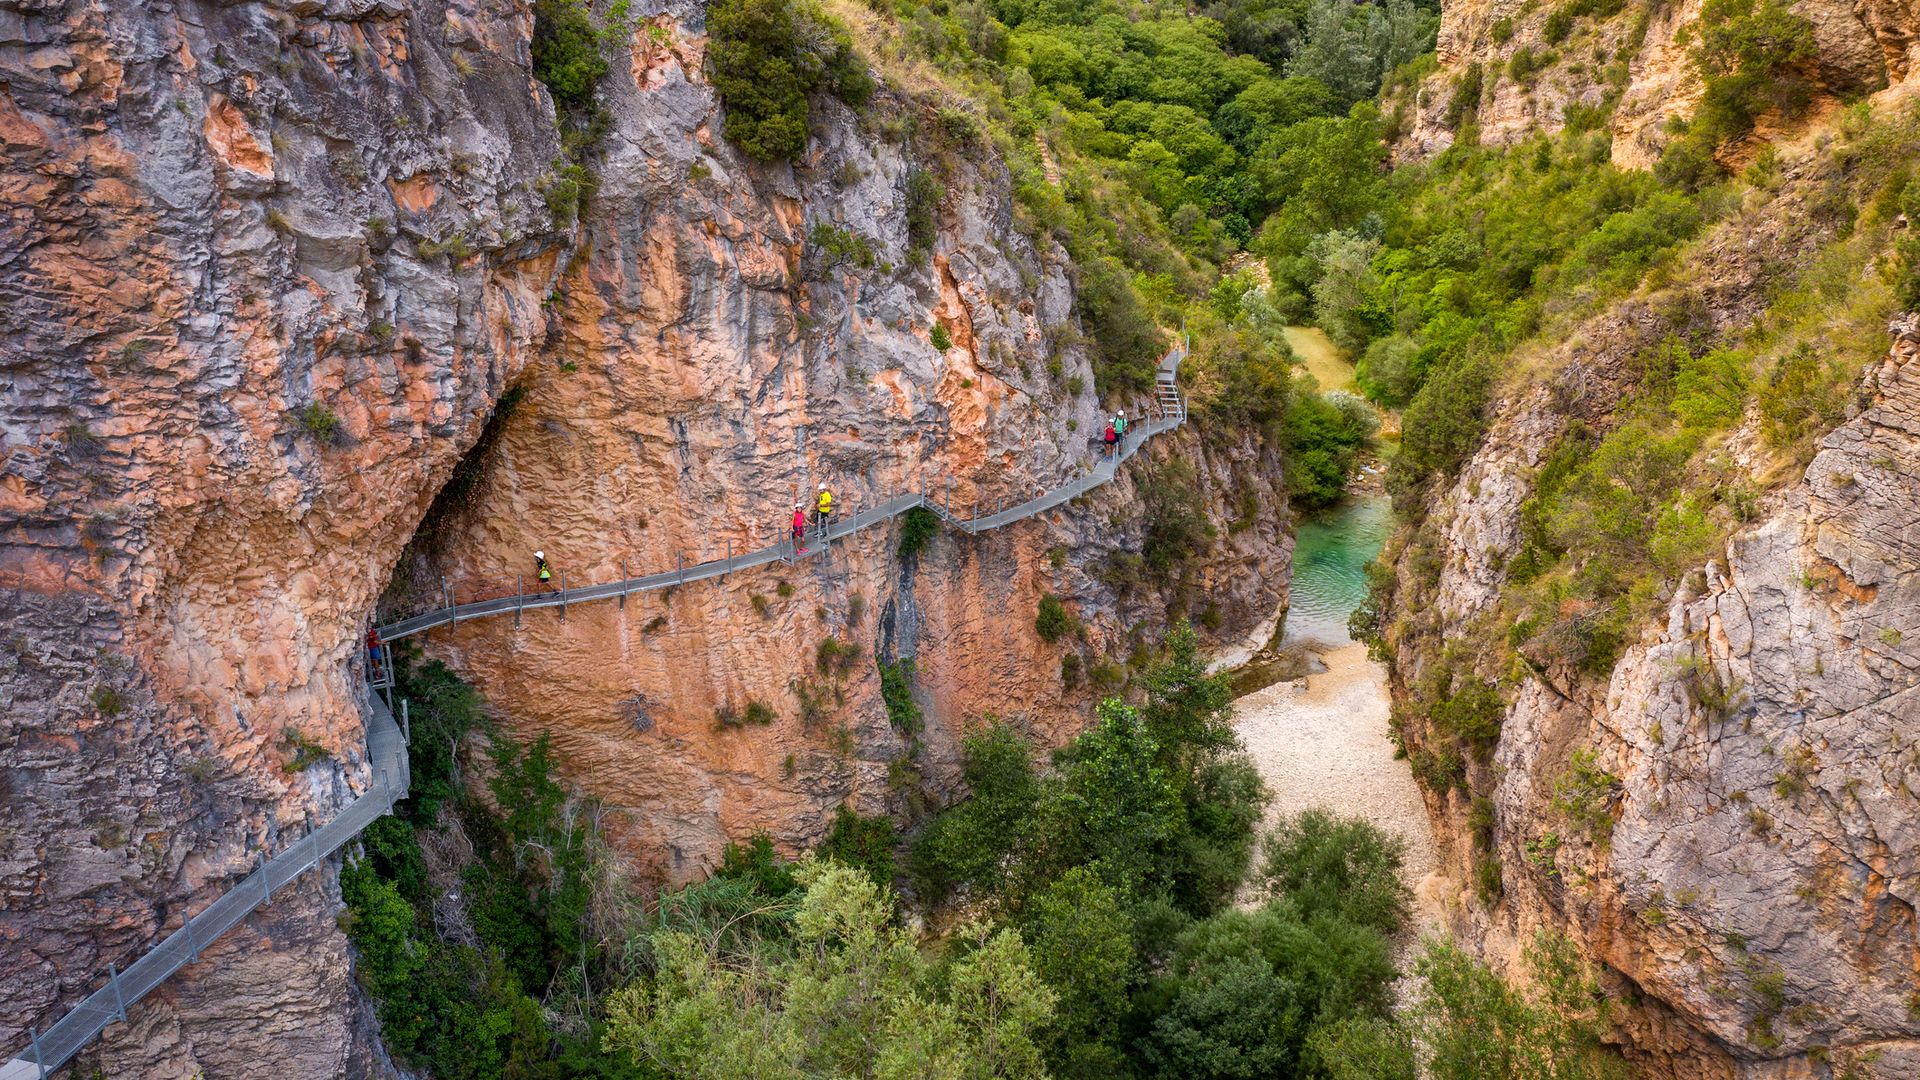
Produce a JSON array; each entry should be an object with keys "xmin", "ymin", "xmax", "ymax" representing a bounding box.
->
[{"xmin": 814, "ymin": 483, "xmax": 834, "ymax": 535}]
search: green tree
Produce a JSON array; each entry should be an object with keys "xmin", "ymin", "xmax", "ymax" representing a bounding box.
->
[
  {"xmin": 603, "ymin": 860, "xmax": 1055, "ymax": 1078},
  {"xmin": 707, "ymin": 0, "xmax": 874, "ymax": 162},
  {"xmin": 1408, "ymin": 934, "xmax": 1629, "ymax": 1080},
  {"xmin": 532, "ymin": 0, "xmax": 610, "ymax": 108},
  {"xmin": 1390, "ymin": 352, "xmax": 1494, "ymax": 505},
  {"xmin": 1037, "ymin": 699, "xmax": 1187, "ymax": 897},
  {"xmin": 1140, "ymin": 621, "xmax": 1239, "ymax": 768},
  {"xmin": 1308, "ymin": 229, "xmax": 1383, "ymax": 352},
  {"xmin": 1690, "ymin": 0, "xmax": 1818, "ymax": 147},
  {"xmin": 820, "ymin": 804, "xmax": 897, "ymax": 890},
  {"xmin": 1259, "ymin": 809, "xmax": 1410, "ymax": 934},
  {"xmin": 1020, "ymin": 867, "xmax": 1136, "ymax": 1076},
  {"xmin": 908, "ymin": 722, "xmax": 1041, "ymax": 902}
]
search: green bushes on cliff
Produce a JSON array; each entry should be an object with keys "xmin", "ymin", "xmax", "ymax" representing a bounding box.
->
[
  {"xmin": 531, "ymin": 0, "xmax": 612, "ymax": 109},
  {"xmin": 707, "ymin": 0, "xmax": 873, "ymax": 161},
  {"xmin": 343, "ymin": 661, "xmax": 628, "ymax": 1079},
  {"xmin": 1689, "ymin": 0, "xmax": 1819, "ymax": 149}
]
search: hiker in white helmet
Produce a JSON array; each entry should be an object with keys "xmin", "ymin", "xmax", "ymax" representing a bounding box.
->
[
  {"xmin": 814, "ymin": 482, "xmax": 834, "ymax": 534},
  {"xmin": 534, "ymin": 550, "xmax": 552, "ymax": 590}
]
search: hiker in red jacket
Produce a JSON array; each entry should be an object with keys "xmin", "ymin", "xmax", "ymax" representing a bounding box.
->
[
  {"xmin": 1103, "ymin": 420, "xmax": 1118, "ymax": 459},
  {"xmin": 792, "ymin": 504, "xmax": 809, "ymax": 554}
]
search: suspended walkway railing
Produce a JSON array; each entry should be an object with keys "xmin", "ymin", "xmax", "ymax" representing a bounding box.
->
[
  {"xmin": 1, "ymin": 688, "xmax": 411, "ymax": 1080},
  {"xmin": 376, "ymin": 338, "xmax": 1188, "ymax": 642},
  {"xmin": 2, "ymin": 335, "xmax": 1186, "ymax": 1078}
]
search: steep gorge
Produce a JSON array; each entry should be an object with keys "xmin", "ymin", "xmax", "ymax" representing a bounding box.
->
[{"xmin": 0, "ymin": 0, "xmax": 1289, "ymax": 1074}]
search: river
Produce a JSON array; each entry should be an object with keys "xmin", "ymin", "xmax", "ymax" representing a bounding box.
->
[{"xmin": 1230, "ymin": 330, "xmax": 1450, "ymax": 937}]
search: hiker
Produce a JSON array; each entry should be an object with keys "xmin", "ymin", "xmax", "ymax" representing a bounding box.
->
[
  {"xmin": 815, "ymin": 482, "xmax": 834, "ymax": 534},
  {"xmin": 792, "ymin": 504, "xmax": 809, "ymax": 554},
  {"xmin": 1103, "ymin": 419, "xmax": 1117, "ymax": 458},
  {"xmin": 534, "ymin": 549, "xmax": 553, "ymax": 591},
  {"xmin": 366, "ymin": 626, "xmax": 382, "ymax": 678},
  {"xmin": 1113, "ymin": 411, "xmax": 1127, "ymax": 451}
]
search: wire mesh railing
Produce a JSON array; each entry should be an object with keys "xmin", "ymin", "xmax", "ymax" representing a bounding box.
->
[
  {"xmin": 0, "ymin": 333, "xmax": 1188, "ymax": 1077},
  {"xmin": 3, "ymin": 690, "xmax": 411, "ymax": 1079},
  {"xmin": 377, "ymin": 338, "xmax": 1187, "ymax": 643}
]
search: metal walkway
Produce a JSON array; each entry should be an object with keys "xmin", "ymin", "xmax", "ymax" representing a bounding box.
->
[
  {"xmin": 377, "ymin": 339, "xmax": 1188, "ymax": 642},
  {"xmin": 1, "ymin": 336, "xmax": 1186, "ymax": 1078},
  {"xmin": 2, "ymin": 689, "xmax": 411, "ymax": 1079}
]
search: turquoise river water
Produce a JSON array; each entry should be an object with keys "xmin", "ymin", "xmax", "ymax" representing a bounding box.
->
[{"xmin": 1281, "ymin": 494, "xmax": 1392, "ymax": 647}]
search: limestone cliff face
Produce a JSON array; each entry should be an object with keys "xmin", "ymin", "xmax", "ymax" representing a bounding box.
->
[
  {"xmin": 383, "ymin": 3, "xmax": 1290, "ymax": 882},
  {"xmin": 1, "ymin": 0, "xmax": 570, "ymax": 1073},
  {"xmin": 1, "ymin": 0, "xmax": 1288, "ymax": 1073},
  {"xmin": 1377, "ymin": 131, "xmax": 1920, "ymax": 1076},
  {"xmin": 1397, "ymin": 0, "xmax": 1920, "ymax": 166}
]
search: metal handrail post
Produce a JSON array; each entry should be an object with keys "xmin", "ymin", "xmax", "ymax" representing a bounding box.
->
[
  {"xmin": 185, "ymin": 911, "xmax": 198, "ymax": 962},
  {"xmin": 620, "ymin": 559, "xmax": 628, "ymax": 609},
  {"xmin": 30, "ymin": 1026, "xmax": 44, "ymax": 1079},
  {"xmin": 559, "ymin": 571, "xmax": 567, "ymax": 620},
  {"xmin": 516, "ymin": 575, "xmax": 524, "ymax": 628},
  {"xmin": 260, "ymin": 851, "xmax": 272, "ymax": 904}
]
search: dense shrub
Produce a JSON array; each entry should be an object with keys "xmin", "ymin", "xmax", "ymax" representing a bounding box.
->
[
  {"xmin": 1690, "ymin": 0, "xmax": 1818, "ymax": 148},
  {"xmin": 896, "ymin": 505, "xmax": 941, "ymax": 558},
  {"xmin": 820, "ymin": 804, "xmax": 897, "ymax": 889},
  {"xmin": 1402, "ymin": 934, "xmax": 1628, "ymax": 1079},
  {"xmin": 707, "ymin": 0, "xmax": 873, "ymax": 161},
  {"xmin": 1390, "ymin": 352, "xmax": 1494, "ymax": 503},
  {"xmin": 1137, "ymin": 459, "xmax": 1216, "ymax": 573},
  {"xmin": 1035, "ymin": 593, "xmax": 1076, "ymax": 643},
  {"xmin": 905, "ymin": 166, "xmax": 942, "ymax": 257},
  {"xmin": 1259, "ymin": 809, "xmax": 1410, "ymax": 934},
  {"xmin": 1283, "ymin": 390, "xmax": 1375, "ymax": 508},
  {"xmin": 531, "ymin": 0, "xmax": 610, "ymax": 109},
  {"xmin": 604, "ymin": 861, "xmax": 1055, "ymax": 1075},
  {"xmin": 877, "ymin": 657, "xmax": 923, "ymax": 735}
]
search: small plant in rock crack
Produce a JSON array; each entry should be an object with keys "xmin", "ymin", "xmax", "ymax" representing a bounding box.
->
[
  {"xmin": 1034, "ymin": 594, "xmax": 1077, "ymax": 644},
  {"xmin": 298, "ymin": 404, "xmax": 342, "ymax": 445},
  {"xmin": 282, "ymin": 728, "xmax": 330, "ymax": 773},
  {"xmin": 715, "ymin": 699, "xmax": 776, "ymax": 729}
]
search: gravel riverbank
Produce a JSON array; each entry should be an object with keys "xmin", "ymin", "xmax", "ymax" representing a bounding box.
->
[{"xmin": 1234, "ymin": 641, "xmax": 1452, "ymax": 939}]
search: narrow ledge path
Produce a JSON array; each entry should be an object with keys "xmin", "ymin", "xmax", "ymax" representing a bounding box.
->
[
  {"xmin": 377, "ymin": 341, "xmax": 1187, "ymax": 642},
  {"xmin": 6, "ymin": 341, "xmax": 1189, "ymax": 1078}
]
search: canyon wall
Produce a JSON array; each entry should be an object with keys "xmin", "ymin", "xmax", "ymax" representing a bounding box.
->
[
  {"xmin": 1378, "ymin": 83, "xmax": 1920, "ymax": 1080},
  {"xmin": 1, "ymin": 0, "xmax": 570, "ymax": 1073},
  {"xmin": 1, "ymin": 0, "xmax": 1287, "ymax": 1073},
  {"xmin": 1396, "ymin": 0, "xmax": 1920, "ymax": 165},
  {"xmin": 385, "ymin": 1, "xmax": 1290, "ymax": 882}
]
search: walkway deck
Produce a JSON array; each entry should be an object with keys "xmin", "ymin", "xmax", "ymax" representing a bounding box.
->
[
  {"xmin": 1, "ymin": 693, "xmax": 410, "ymax": 1079},
  {"xmin": 377, "ymin": 340, "xmax": 1187, "ymax": 642},
  {"xmin": 3, "ymin": 337, "xmax": 1187, "ymax": 1077}
]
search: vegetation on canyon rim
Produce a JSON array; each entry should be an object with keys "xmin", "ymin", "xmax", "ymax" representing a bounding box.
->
[{"xmin": 348, "ymin": 632, "xmax": 1620, "ymax": 1078}]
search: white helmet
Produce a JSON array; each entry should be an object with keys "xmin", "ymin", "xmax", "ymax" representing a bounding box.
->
[
  {"xmin": 818, "ymin": 482, "xmax": 827, "ymax": 490},
  {"xmin": 534, "ymin": 550, "xmax": 545, "ymax": 559}
]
